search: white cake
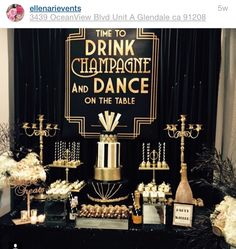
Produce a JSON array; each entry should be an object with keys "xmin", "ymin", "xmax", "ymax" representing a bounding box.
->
[
  {"xmin": 94, "ymin": 111, "xmax": 122, "ymax": 181},
  {"xmin": 97, "ymin": 134, "xmax": 120, "ymax": 168},
  {"xmin": 89, "ymin": 111, "xmax": 129, "ymax": 202}
]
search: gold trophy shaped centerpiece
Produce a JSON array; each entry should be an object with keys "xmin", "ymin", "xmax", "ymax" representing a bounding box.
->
[{"xmin": 94, "ymin": 111, "xmax": 121, "ymax": 181}]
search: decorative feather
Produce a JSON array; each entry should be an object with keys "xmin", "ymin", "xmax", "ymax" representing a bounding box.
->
[
  {"xmin": 192, "ymin": 146, "xmax": 236, "ymax": 198},
  {"xmin": 0, "ymin": 152, "xmax": 47, "ymax": 187}
]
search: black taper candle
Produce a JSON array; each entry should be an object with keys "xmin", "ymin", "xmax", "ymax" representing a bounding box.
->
[
  {"xmin": 24, "ymin": 82, "xmax": 28, "ymax": 121},
  {"xmin": 174, "ymin": 29, "xmax": 179, "ymax": 83},
  {"xmin": 173, "ymin": 82, "xmax": 179, "ymax": 120},
  {"xmin": 190, "ymin": 84, "xmax": 196, "ymax": 120},
  {"xmin": 32, "ymin": 30, "xmax": 37, "ymax": 121},
  {"xmin": 36, "ymin": 30, "xmax": 42, "ymax": 114},
  {"xmin": 182, "ymin": 74, "xmax": 188, "ymax": 114},
  {"xmin": 198, "ymin": 81, "xmax": 203, "ymax": 122},
  {"xmin": 46, "ymin": 85, "xmax": 49, "ymax": 118},
  {"xmin": 53, "ymin": 88, "xmax": 56, "ymax": 122},
  {"xmin": 168, "ymin": 86, "xmax": 174, "ymax": 122}
]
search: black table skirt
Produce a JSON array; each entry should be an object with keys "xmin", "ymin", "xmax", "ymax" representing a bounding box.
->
[{"xmin": 0, "ymin": 208, "xmax": 229, "ymax": 249}]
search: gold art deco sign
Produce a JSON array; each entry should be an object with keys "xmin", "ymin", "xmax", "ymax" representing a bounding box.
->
[{"xmin": 65, "ymin": 29, "xmax": 159, "ymax": 138}]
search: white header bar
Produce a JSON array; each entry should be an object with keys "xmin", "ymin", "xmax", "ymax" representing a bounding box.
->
[{"xmin": 0, "ymin": 0, "xmax": 235, "ymax": 28}]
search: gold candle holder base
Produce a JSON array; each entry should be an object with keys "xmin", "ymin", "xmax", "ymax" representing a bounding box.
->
[
  {"xmin": 212, "ymin": 225, "xmax": 224, "ymax": 237},
  {"xmin": 146, "ymin": 161, "xmax": 151, "ymax": 168},
  {"xmin": 161, "ymin": 161, "xmax": 169, "ymax": 169},
  {"xmin": 157, "ymin": 161, "xmax": 162, "ymax": 168},
  {"xmin": 140, "ymin": 161, "xmax": 146, "ymax": 168}
]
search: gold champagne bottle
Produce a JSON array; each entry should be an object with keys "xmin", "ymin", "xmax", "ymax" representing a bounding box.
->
[
  {"xmin": 132, "ymin": 191, "xmax": 143, "ymax": 225},
  {"xmin": 175, "ymin": 163, "xmax": 193, "ymax": 204}
]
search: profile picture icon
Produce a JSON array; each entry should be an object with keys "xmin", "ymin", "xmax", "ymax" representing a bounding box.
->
[{"xmin": 6, "ymin": 4, "xmax": 24, "ymax": 22}]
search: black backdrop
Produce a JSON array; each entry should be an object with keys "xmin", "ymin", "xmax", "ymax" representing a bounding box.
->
[{"xmin": 13, "ymin": 29, "xmax": 221, "ymax": 191}]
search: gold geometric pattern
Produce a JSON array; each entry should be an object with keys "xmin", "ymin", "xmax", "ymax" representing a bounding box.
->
[{"xmin": 65, "ymin": 28, "xmax": 159, "ymax": 139}]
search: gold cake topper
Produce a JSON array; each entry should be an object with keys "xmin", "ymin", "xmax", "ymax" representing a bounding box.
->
[{"xmin": 98, "ymin": 111, "xmax": 121, "ymax": 132}]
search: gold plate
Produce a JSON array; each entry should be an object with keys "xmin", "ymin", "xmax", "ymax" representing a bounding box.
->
[
  {"xmin": 33, "ymin": 194, "xmax": 47, "ymax": 201},
  {"xmin": 47, "ymin": 162, "xmax": 83, "ymax": 169},
  {"xmin": 71, "ymin": 183, "xmax": 86, "ymax": 193},
  {"xmin": 12, "ymin": 218, "xmax": 31, "ymax": 225},
  {"xmin": 139, "ymin": 167, "xmax": 170, "ymax": 171},
  {"xmin": 87, "ymin": 194, "xmax": 128, "ymax": 203}
]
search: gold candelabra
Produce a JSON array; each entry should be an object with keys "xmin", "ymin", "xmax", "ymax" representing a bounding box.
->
[
  {"xmin": 165, "ymin": 114, "xmax": 202, "ymax": 164},
  {"xmin": 22, "ymin": 114, "xmax": 59, "ymax": 164}
]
